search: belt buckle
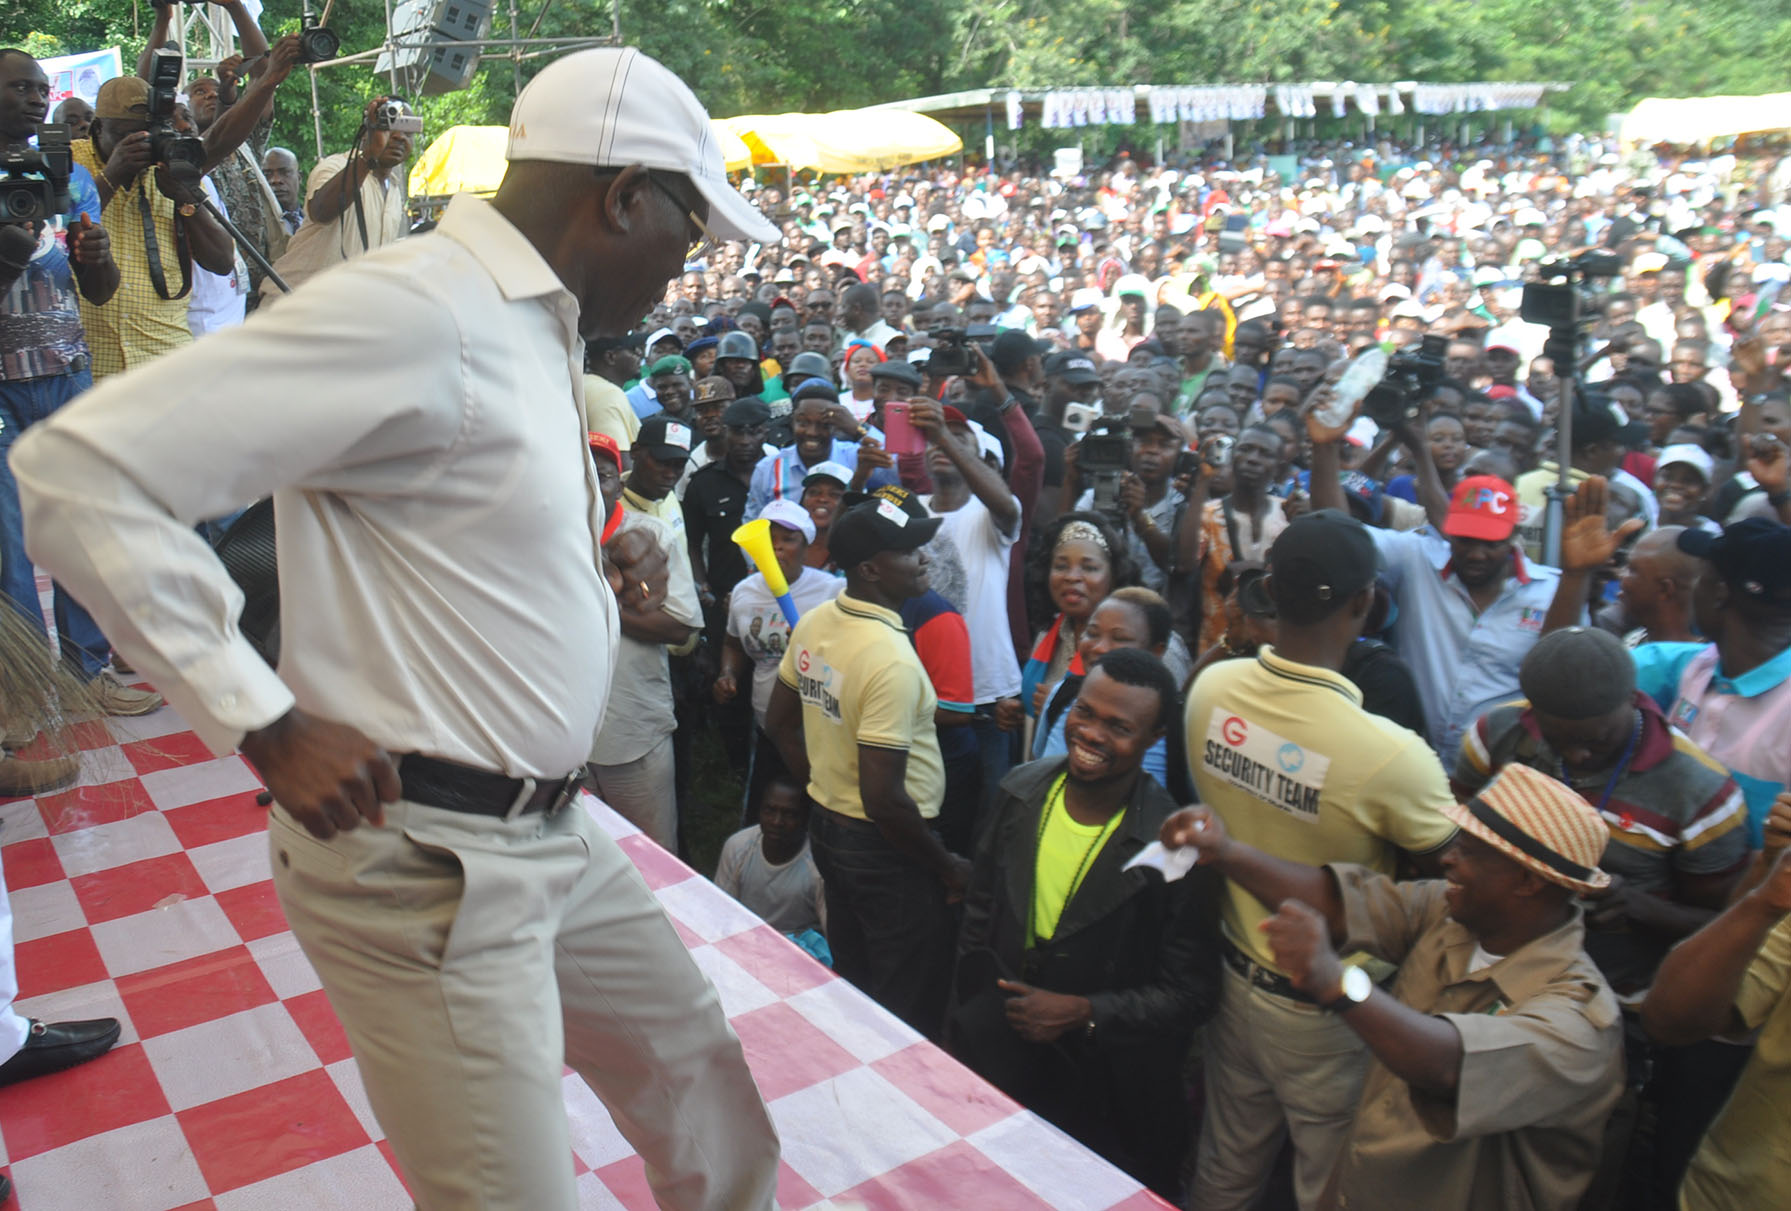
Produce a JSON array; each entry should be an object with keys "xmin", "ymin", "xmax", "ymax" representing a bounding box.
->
[
  {"xmin": 504, "ymin": 777, "xmax": 538, "ymax": 822},
  {"xmin": 546, "ymin": 770, "xmax": 584, "ymax": 816}
]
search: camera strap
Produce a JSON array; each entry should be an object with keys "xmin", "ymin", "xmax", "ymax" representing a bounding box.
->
[
  {"xmin": 138, "ymin": 180, "xmax": 192, "ymax": 301},
  {"xmin": 1221, "ymin": 495, "xmax": 1244, "ymax": 561}
]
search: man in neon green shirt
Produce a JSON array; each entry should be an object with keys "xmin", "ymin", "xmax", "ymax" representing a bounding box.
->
[{"xmin": 947, "ymin": 647, "xmax": 1223, "ymax": 1199}]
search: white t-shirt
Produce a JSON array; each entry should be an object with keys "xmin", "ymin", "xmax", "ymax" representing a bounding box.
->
[
  {"xmin": 187, "ymin": 177, "xmax": 248, "ymax": 337},
  {"xmin": 713, "ymin": 825, "xmax": 827, "ymax": 936},
  {"xmin": 727, "ymin": 567, "xmax": 844, "ymax": 724},
  {"xmin": 924, "ymin": 493, "xmax": 1022, "ymax": 703}
]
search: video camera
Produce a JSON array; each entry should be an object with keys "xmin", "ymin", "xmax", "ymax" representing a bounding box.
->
[
  {"xmin": 0, "ymin": 125, "xmax": 72, "ymax": 226},
  {"xmin": 145, "ymin": 48, "xmax": 206, "ymax": 175},
  {"xmin": 1361, "ymin": 334, "xmax": 1448, "ymax": 429},
  {"xmin": 923, "ymin": 324, "xmax": 997, "ymax": 378},
  {"xmin": 1077, "ymin": 414, "xmax": 1138, "ymax": 529},
  {"xmin": 368, "ymin": 99, "xmax": 423, "ymax": 137},
  {"xmin": 1520, "ymin": 249, "xmax": 1624, "ymax": 331},
  {"xmin": 298, "ymin": 10, "xmax": 342, "ymax": 64}
]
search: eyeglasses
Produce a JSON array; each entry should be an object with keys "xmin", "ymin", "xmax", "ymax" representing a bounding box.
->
[{"xmin": 648, "ymin": 173, "xmax": 720, "ymax": 264}]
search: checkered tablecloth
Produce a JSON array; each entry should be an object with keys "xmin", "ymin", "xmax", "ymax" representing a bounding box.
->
[{"xmin": 0, "ymin": 698, "xmax": 1174, "ymax": 1211}]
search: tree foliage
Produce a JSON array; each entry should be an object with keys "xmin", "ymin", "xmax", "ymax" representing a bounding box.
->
[{"xmin": 10, "ymin": 0, "xmax": 1791, "ymax": 165}]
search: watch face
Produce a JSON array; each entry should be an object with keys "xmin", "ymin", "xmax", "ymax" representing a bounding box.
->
[{"xmin": 1341, "ymin": 966, "xmax": 1373, "ymax": 1003}]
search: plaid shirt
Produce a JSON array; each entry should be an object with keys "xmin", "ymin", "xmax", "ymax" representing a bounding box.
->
[
  {"xmin": 0, "ymin": 164, "xmax": 99, "ymax": 381},
  {"xmin": 72, "ymin": 140, "xmax": 193, "ymax": 379}
]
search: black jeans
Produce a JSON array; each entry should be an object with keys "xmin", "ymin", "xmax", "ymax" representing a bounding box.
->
[{"xmin": 809, "ymin": 806, "xmax": 956, "ymax": 1038}]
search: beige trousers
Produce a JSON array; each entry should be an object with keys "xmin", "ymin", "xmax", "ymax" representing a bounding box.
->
[
  {"xmin": 268, "ymin": 798, "xmax": 779, "ymax": 1211},
  {"xmin": 1189, "ymin": 962, "xmax": 1370, "ymax": 1211}
]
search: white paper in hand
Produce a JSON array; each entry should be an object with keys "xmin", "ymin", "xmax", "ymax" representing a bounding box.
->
[{"xmin": 1123, "ymin": 841, "xmax": 1200, "ymax": 882}]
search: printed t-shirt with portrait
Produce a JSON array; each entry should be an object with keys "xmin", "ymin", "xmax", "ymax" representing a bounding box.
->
[{"xmin": 728, "ymin": 566, "xmax": 844, "ymax": 725}]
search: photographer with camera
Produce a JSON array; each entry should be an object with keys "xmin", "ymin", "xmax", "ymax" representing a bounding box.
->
[
  {"xmin": 140, "ymin": 1, "xmax": 306, "ymax": 299},
  {"xmin": 72, "ymin": 75, "xmax": 234, "ymax": 377},
  {"xmin": 0, "ymin": 49, "xmax": 159, "ymax": 718},
  {"xmin": 1064, "ymin": 400, "xmax": 1185, "ymax": 593},
  {"xmin": 265, "ymin": 95, "xmax": 415, "ymax": 297}
]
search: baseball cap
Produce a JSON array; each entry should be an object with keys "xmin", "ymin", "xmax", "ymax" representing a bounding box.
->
[
  {"xmin": 1655, "ymin": 442, "xmax": 1714, "ymax": 483},
  {"xmin": 991, "ymin": 330, "xmax": 1050, "ymax": 375},
  {"xmin": 1572, "ymin": 393, "xmax": 1647, "ymax": 449},
  {"xmin": 586, "ymin": 431, "xmax": 622, "ymax": 467},
  {"xmin": 1267, "ymin": 509, "xmax": 1378, "ymax": 608},
  {"xmin": 722, "ymin": 397, "xmax": 771, "ymax": 428},
  {"xmin": 1442, "ymin": 762, "xmax": 1610, "ymax": 894},
  {"xmin": 635, "ymin": 414, "xmax": 695, "ymax": 463},
  {"xmin": 967, "ymin": 420, "xmax": 1005, "ymax": 469},
  {"xmin": 646, "ymin": 354, "xmax": 692, "ymax": 378},
  {"xmin": 802, "ymin": 460, "xmax": 852, "ymax": 489},
  {"xmin": 760, "ymin": 498, "xmax": 817, "ymax": 543},
  {"xmin": 869, "ymin": 360, "xmax": 923, "ymax": 389},
  {"xmin": 1068, "ymin": 288, "xmax": 1105, "ymax": 313},
  {"xmin": 828, "ymin": 485, "xmax": 943, "ymax": 569},
  {"xmin": 926, "ymin": 213, "xmax": 951, "ymax": 232},
  {"xmin": 95, "ymin": 76, "xmax": 150, "ymax": 120},
  {"xmin": 1045, "ymin": 351, "xmax": 1102, "ymax": 386},
  {"xmin": 1297, "ymin": 469, "xmax": 1388, "ymax": 526},
  {"xmin": 1444, "ymin": 475, "xmax": 1519, "ymax": 542},
  {"xmin": 692, "ymin": 375, "xmax": 735, "ymax": 405},
  {"xmin": 1677, "ymin": 518, "xmax": 1791, "ymax": 607},
  {"xmin": 506, "ymin": 48, "xmax": 778, "ymax": 244}
]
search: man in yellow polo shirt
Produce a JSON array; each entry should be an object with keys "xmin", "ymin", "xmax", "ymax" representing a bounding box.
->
[
  {"xmin": 1643, "ymin": 842, "xmax": 1791, "ymax": 1210},
  {"xmin": 74, "ymin": 77, "xmax": 235, "ymax": 377},
  {"xmin": 1184, "ymin": 508, "xmax": 1460, "ymax": 1211},
  {"xmin": 767, "ymin": 485, "xmax": 966, "ymax": 1034}
]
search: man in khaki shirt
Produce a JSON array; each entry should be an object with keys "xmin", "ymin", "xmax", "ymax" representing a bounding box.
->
[{"xmin": 1163, "ymin": 761, "xmax": 1624, "ymax": 1211}]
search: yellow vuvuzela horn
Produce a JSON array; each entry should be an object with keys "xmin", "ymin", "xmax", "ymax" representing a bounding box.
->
[{"xmin": 731, "ymin": 517, "xmax": 799, "ymax": 625}]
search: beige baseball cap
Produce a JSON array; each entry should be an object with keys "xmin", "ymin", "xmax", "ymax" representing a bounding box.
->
[{"xmin": 507, "ymin": 47, "xmax": 778, "ymax": 245}]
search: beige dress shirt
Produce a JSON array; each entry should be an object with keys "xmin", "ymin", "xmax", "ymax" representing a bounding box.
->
[
  {"xmin": 264, "ymin": 152, "xmax": 410, "ymax": 296},
  {"xmin": 13, "ymin": 193, "xmax": 616, "ymax": 777},
  {"xmin": 1320, "ymin": 865, "xmax": 1624, "ymax": 1211}
]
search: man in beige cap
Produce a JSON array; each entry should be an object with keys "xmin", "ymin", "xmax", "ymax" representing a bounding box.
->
[
  {"xmin": 15, "ymin": 47, "xmax": 780, "ymax": 1211},
  {"xmin": 73, "ymin": 74, "xmax": 235, "ymax": 376},
  {"xmin": 1162, "ymin": 761, "xmax": 1624, "ymax": 1211}
]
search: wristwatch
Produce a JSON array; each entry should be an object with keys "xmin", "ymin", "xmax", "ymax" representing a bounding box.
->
[{"xmin": 1323, "ymin": 965, "xmax": 1373, "ymax": 1012}]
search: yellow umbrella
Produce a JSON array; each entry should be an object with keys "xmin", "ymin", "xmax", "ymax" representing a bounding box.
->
[
  {"xmin": 717, "ymin": 109, "xmax": 962, "ymax": 174},
  {"xmin": 408, "ymin": 125, "xmax": 511, "ymax": 197}
]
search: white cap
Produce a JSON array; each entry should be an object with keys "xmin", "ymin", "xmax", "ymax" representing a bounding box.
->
[
  {"xmin": 926, "ymin": 213, "xmax": 951, "ymax": 232},
  {"xmin": 968, "ymin": 420, "xmax": 1005, "ymax": 470},
  {"xmin": 801, "ymin": 460, "xmax": 853, "ymax": 488},
  {"xmin": 506, "ymin": 48, "xmax": 778, "ymax": 244},
  {"xmin": 760, "ymin": 498, "xmax": 817, "ymax": 543},
  {"xmin": 1656, "ymin": 442, "xmax": 1714, "ymax": 483},
  {"xmin": 1069, "ymin": 287, "xmax": 1105, "ymax": 312}
]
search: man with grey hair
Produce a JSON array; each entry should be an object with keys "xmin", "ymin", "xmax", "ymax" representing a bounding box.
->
[{"xmin": 15, "ymin": 47, "xmax": 782, "ymax": 1211}]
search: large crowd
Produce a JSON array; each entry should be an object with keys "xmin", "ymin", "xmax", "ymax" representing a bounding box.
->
[{"xmin": 3, "ymin": 20, "xmax": 1791, "ymax": 1211}]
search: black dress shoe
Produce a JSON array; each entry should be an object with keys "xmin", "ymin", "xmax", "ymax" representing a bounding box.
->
[{"xmin": 0, "ymin": 1019, "xmax": 122, "ymax": 1087}]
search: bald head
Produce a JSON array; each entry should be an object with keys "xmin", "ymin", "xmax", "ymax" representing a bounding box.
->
[{"xmin": 1618, "ymin": 525, "xmax": 1700, "ymax": 633}]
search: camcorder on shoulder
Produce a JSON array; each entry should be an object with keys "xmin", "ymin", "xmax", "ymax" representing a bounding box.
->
[
  {"xmin": 0, "ymin": 124, "xmax": 72, "ymax": 226},
  {"xmin": 145, "ymin": 48, "xmax": 206, "ymax": 174}
]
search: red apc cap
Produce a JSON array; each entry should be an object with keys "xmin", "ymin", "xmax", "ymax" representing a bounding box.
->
[{"xmin": 1444, "ymin": 475, "xmax": 1519, "ymax": 541}]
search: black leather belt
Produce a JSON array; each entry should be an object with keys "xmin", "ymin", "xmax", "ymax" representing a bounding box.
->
[
  {"xmin": 1222, "ymin": 935, "xmax": 1316, "ymax": 1005},
  {"xmin": 397, "ymin": 753, "xmax": 586, "ymax": 820}
]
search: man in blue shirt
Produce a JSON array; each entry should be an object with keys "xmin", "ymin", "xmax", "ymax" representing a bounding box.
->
[
  {"xmin": 745, "ymin": 381, "xmax": 897, "ymax": 518},
  {"xmin": 1311, "ymin": 428, "xmax": 1639, "ymax": 758},
  {"xmin": 0, "ymin": 49, "xmax": 161, "ymax": 718}
]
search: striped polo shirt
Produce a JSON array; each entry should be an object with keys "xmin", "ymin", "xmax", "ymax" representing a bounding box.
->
[{"xmin": 1456, "ymin": 692, "xmax": 1749, "ymax": 992}]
